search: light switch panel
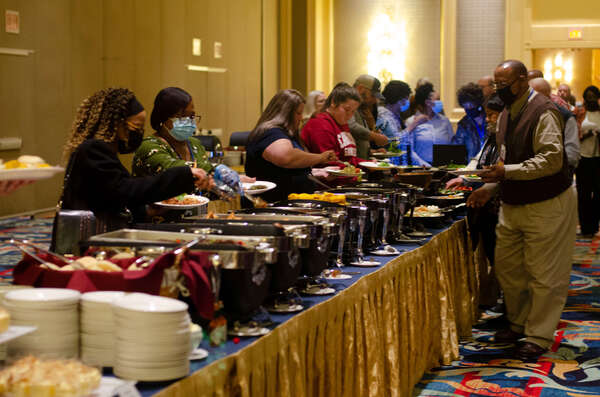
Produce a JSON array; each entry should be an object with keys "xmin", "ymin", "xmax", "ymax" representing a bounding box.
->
[{"xmin": 192, "ymin": 38, "xmax": 201, "ymax": 56}]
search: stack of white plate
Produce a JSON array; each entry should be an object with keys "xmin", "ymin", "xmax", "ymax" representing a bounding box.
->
[
  {"xmin": 112, "ymin": 293, "xmax": 191, "ymax": 381},
  {"xmin": 4, "ymin": 288, "xmax": 80, "ymax": 359},
  {"xmin": 80, "ymin": 291, "xmax": 125, "ymax": 367}
]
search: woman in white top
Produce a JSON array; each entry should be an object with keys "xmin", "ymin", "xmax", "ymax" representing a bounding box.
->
[
  {"xmin": 576, "ymin": 85, "xmax": 600, "ymax": 238},
  {"xmin": 301, "ymin": 90, "xmax": 326, "ymax": 126}
]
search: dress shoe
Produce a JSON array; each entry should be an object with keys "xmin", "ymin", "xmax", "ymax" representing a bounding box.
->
[
  {"xmin": 493, "ymin": 328, "xmax": 524, "ymax": 343},
  {"xmin": 477, "ymin": 314, "xmax": 508, "ymax": 331},
  {"xmin": 514, "ymin": 341, "xmax": 547, "ymax": 361}
]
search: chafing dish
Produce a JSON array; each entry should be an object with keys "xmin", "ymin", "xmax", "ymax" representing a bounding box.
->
[
  {"xmin": 342, "ymin": 205, "xmax": 368, "ymax": 264},
  {"xmin": 134, "ymin": 222, "xmax": 301, "ymax": 294},
  {"xmin": 236, "ymin": 206, "xmax": 349, "ymax": 268},
  {"xmin": 227, "ymin": 212, "xmax": 336, "ymax": 277},
  {"xmin": 325, "ymin": 188, "xmax": 394, "ymax": 251},
  {"xmin": 86, "ymin": 229, "xmax": 274, "ymax": 319}
]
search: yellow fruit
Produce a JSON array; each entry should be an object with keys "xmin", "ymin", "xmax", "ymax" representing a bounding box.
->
[{"xmin": 4, "ymin": 160, "xmax": 24, "ymax": 169}]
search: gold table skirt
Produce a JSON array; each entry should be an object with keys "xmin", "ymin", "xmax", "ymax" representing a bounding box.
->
[{"xmin": 157, "ymin": 219, "xmax": 481, "ymax": 397}]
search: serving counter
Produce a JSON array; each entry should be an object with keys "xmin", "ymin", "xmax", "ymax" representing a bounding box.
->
[{"xmin": 139, "ymin": 218, "xmax": 481, "ymax": 397}]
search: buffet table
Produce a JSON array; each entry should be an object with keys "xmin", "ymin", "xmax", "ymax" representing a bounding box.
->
[{"xmin": 139, "ymin": 218, "xmax": 481, "ymax": 397}]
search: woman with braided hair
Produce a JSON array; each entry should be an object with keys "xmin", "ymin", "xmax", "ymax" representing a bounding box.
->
[{"xmin": 52, "ymin": 88, "xmax": 213, "ymax": 248}]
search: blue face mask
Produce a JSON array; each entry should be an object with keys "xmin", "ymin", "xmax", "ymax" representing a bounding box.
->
[
  {"xmin": 432, "ymin": 100, "xmax": 444, "ymax": 114},
  {"xmin": 168, "ymin": 118, "xmax": 196, "ymax": 141},
  {"xmin": 400, "ymin": 99, "xmax": 410, "ymax": 112}
]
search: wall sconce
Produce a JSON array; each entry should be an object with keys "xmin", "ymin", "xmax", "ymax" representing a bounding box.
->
[
  {"xmin": 367, "ymin": 12, "xmax": 406, "ymax": 84},
  {"xmin": 544, "ymin": 52, "xmax": 573, "ymax": 84}
]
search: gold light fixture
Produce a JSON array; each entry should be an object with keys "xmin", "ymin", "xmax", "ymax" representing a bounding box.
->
[
  {"xmin": 544, "ymin": 52, "xmax": 573, "ymax": 84},
  {"xmin": 367, "ymin": 11, "xmax": 406, "ymax": 84}
]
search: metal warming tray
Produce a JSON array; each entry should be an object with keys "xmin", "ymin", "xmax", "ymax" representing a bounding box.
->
[
  {"xmin": 134, "ymin": 223, "xmax": 302, "ymax": 294},
  {"xmin": 87, "ymin": 229, "xmax": 275, "ymax": 319},
  {"xmin": 225, "ymin": 212, "xmax": 336, "ymax": 277},
  {"xmin": 88, "ymin": 229, "xmax": 278, "ymax": 265}
]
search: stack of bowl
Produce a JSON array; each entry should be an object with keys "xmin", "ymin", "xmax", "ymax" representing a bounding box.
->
[
  {"xmin": 4, "ymin": 288, "xmax": 80, "ymax": 359},
  {"xmin": 80, "ymin": 291, "xmax": 125, "ymax": 367},
  {"xmin": 112, "ymin": 293, "xmax": 191, "ymax": 381}
]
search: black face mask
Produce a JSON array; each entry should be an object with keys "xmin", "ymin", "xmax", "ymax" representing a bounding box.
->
[
  {"xmin": 585, "ymin": 100, "xmax": 599, "ymax": 112},
  {"xmin": 465, "ymin": 106, "xmax": 482, "ymax": 119},
  {"xmin": 118, "ymin": 129, "xmax": 144, "ymax": 154},
  {"xmin": 497, "ymin": 84, "xmax": 518, "ymax": 106}
]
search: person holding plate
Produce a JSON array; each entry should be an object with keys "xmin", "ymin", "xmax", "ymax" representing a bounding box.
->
[
  {"xmin": 132, "ymin": 87, "xmax": 212, "ymax": 177},
  {"xmin": 245, "ymin": 89, "xmax": 337, "ymax": 202},
  {"xmin": 301, "ymin": 82, "xmax": 364, "ymax": 165},
  {"xmin": 52, "ymin": 87, "xmax": 213, "ymax": 249}
]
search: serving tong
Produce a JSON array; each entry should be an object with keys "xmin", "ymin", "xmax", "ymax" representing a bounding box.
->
[{"xmin": 6, "ymin": 239, "xmax": 86, "ymax": 269}]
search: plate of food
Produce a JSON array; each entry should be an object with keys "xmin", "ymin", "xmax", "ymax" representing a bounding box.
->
[
  {"xmin": 463, "ymin": 174, "xmax": 483, "ymax": 182},
  {"xmin": 242, "ymin": 181, "xmax": 276, "ymax": 195},
  {"xmin": 371, "ymin": 151, "xmax": 405, "ymax": 159},
  {"xmin": 412, "ymin": 205, "xmax": 443, "ymax": 217},
  {"xmin": 439, "ymin": 163, "xmax": 466, "ymax": 171},
  {"xmin": 155, "ymin": 194, "xmax": 210, "ymax": 209},
  {"xmin": 326, "ymin": 164, "xmax": 364, "ymax": 177},
  {"xmin": 0, "ymin": 156, "xmax": 64, "ymax": 181},
  {"xmin": 358, "ymin": 161, "xmax": 398, "ymax": 171}
]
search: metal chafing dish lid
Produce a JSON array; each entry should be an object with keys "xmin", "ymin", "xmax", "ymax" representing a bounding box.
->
[{"xmin": 87, "ymin": 229, "xmax": 279, "ymax": 263}]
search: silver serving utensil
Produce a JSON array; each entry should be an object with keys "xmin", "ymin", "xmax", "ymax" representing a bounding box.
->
[
  {"xmin": 10, "ymin": 239, "xmax": 85, "ymax": 269},
  {"xmin": 243, "ymin": 191, "xmax": 268, "ymax": 208},
  {"xmin": 307, "ymin": 174, "xmax": 333, "ymax": 190},
  {"xmin": 7, "ymin": 239, "xmax": 47, "ymax": 264}
]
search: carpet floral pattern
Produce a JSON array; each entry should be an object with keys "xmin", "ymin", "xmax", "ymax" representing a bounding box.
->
[
  {"xmin": 414, "ymin": 236, "xmax": 600, "ymax": 396},
  {"xmin": 0, "ymin": 216, "xmax": 53, "ymax": 283}
]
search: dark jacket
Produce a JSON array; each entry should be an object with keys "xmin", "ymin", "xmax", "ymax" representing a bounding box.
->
[{"xmin": 61, "ymin": 139, "xmax": 195, "ymax": 221}]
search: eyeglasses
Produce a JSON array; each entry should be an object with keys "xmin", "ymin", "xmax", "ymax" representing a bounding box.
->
[
  {"xmin": 492, "ymin": 78, "xmax": 518, "ymax": 90},
  {"xmin": 172, "ymin": 114, "xmax": 201, "ymax": 122}
]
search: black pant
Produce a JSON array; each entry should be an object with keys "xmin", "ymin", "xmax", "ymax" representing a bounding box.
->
[{"xmin": 576, "ymin": 157, "xmax": 600, "ymax": 235}]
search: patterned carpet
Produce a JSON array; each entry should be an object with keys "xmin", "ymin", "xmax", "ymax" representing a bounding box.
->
[
  {"xmin": 1, "ymin": 218, "xmax": 600, "ymax": 395},
  {"xmin": 415, "ymin": 236, "xmax": 600, "ymax": 397},
  {"xmin": 0, "ymin": 216, "xmax": 53, "ymax": 283}
]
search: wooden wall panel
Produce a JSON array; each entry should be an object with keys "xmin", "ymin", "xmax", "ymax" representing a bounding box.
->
[{"xmin": 0, "ymin": 0, "xmax": 276, "ymax": 216}]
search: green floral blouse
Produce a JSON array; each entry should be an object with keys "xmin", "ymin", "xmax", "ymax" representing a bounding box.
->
[{"xmin": 132, "ymin": 135, "xmax": 213, "ymax": 177}]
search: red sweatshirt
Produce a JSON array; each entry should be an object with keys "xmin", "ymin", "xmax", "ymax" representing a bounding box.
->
[{"xmin": 301, "ymin": 112, "xmax": 364, "ymax": 166}]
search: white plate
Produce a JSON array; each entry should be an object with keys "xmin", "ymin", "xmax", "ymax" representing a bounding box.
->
[
  {"xmin": 301, "ymin": 286, "xmax": 336, "ymax": 295},
  {"xmin": 4, "ymin": 288, "xmax": 80, "ymax": 303},
  {"xmin": 449, "ymin": 169, "xmax": 487, "ymax": 175},
  {"xmin": 242, "ymin": 181, "xmax": 276, "ymax": 195},
  {"xmin": 463, "ymin": 176, "xmax": 483, "ymax": 182},
  {"xmin": 324, "ymin": 273, "xmax": 352, "ymax": 280},
  {"xmin": 82, "ymin": 291, "xmax": 126, "ymax": 304},
  {"xmin": 371, "ymin": 151, "xmax": 405, "ymax": 158},
  {"xmin": 0, "ymin": 166, "xmax": 64, "ymax": 181},
  {"xmin": 358, "ymin": 161, "xmax": 397, "ymax": 171},
  {"xmin": 113, "ymin": 293, "xmax": 188, "ymax": 313},
  {"xmin": 349, "ymin": 260, "xmax": 380, "ymax": 267},
  {"xmin": 190, "ymin": 348, "xmax": 209, "ymax": 361},
  {"xmin": 326, "ymin": 169, "xmax": 365, "ymax": 177},
  {"xmin": 371, "ymin": 249, "xmax": 400, "ymax": 256},
  {"xmin": 154, "ymin": 195, "xmax": 209, "ymax": 209}
]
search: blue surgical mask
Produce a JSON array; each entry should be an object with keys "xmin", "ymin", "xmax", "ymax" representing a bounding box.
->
[
  {"xmin": 432, "ymin": 100, "xmax": 444, "ymax": 114},
  {"xmin": 168, "ymin": 118, "xmax": 196, "ymax": 141},
  {"xmin": 400, "ymin": 99, "xmax": 410, "ymax": 112}
]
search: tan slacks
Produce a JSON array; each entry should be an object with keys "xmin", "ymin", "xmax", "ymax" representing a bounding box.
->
[{"xmin": 494, "ymin": 186, "xmax": 577, "ymax": 348}]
